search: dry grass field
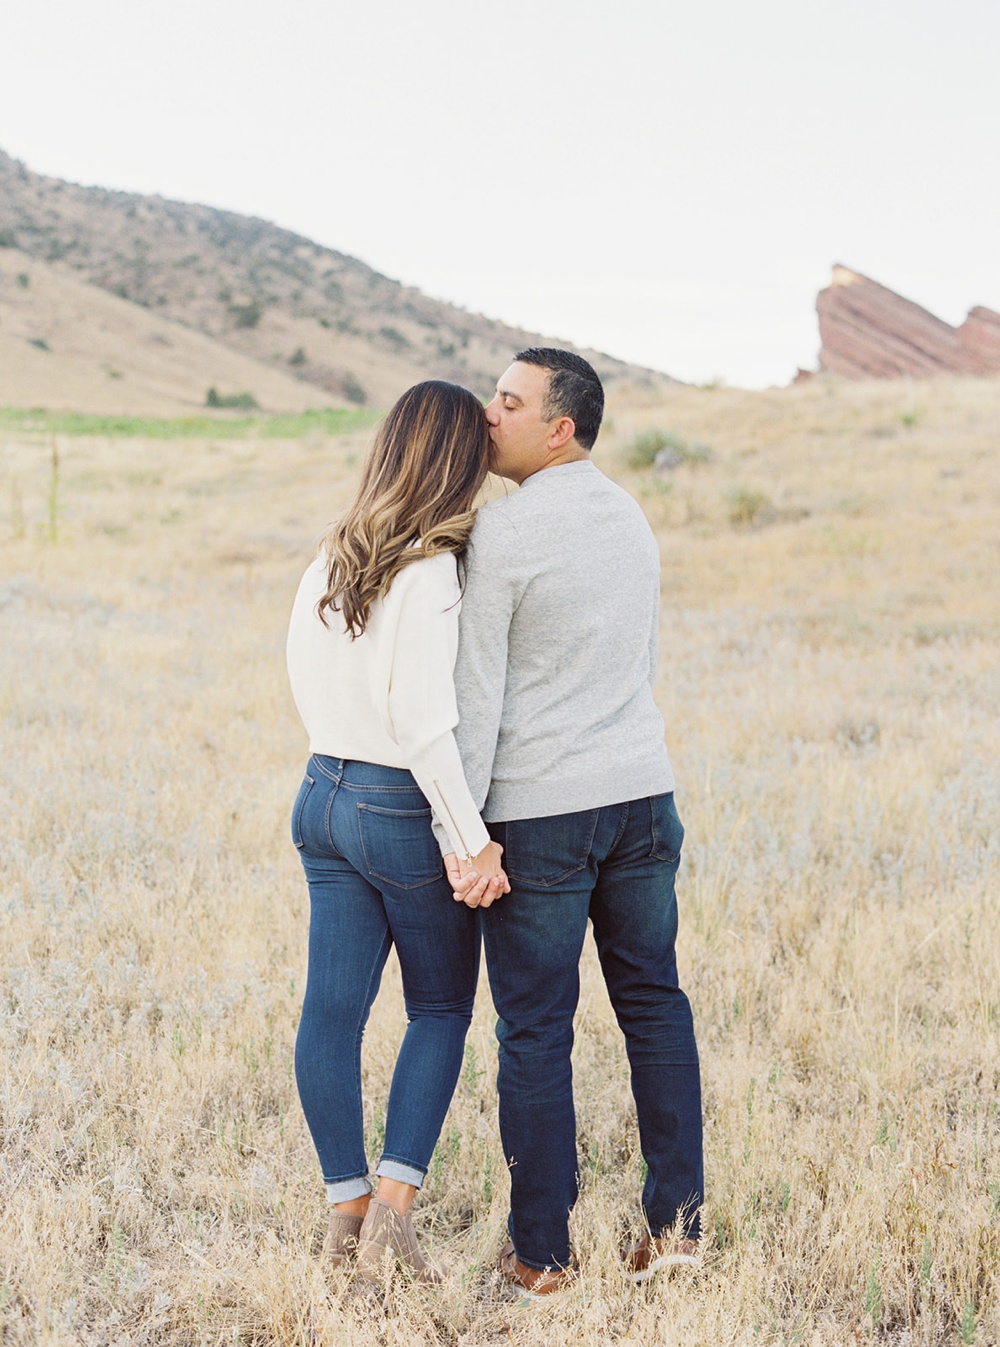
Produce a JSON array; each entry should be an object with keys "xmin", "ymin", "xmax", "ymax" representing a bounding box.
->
[{"xmin": 1, "ymin": 376, "xmax": 998, "ymax": 1345}]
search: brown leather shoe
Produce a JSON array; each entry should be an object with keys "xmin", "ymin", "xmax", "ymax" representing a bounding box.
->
[
  {"xmin": 499, "ymin": 1241, "xmax": 576, "ymax": 1298},
  {"xmin": 622, "ymin": 1231, "xmax": 700, "ymax": 1282}
]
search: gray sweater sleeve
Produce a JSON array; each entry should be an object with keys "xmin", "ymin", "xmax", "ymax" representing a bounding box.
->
[{"xmin": 431, "ymin": 511, "xmax": 520, "ymax": 853}]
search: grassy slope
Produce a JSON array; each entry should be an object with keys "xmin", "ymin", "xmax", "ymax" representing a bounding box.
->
[
  {"xmin": 0, "ymin": 248, "xmax": 346, "ymax": 416},
  {"xmin": 0, "ymin": 377, "xmax": 997, "ymax": 1344}
]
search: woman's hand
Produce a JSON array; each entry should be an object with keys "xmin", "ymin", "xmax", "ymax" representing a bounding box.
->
[{"xmin": 443, "ymin": 841, "xmax": 510, "ymax": 909}]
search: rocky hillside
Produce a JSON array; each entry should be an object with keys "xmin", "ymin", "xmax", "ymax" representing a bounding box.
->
[
  {"xmin": 805, "ymin": 265, "xmax": 1000, "ymax": 379},
  {"xmin": 0, "ymin": 149, "xmax": 672, "ymax": 408}
]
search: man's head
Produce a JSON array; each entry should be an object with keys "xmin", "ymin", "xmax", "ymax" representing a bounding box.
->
[
  {"xmin": 485, "ymin": 348, "xmax": 605, "ymax": 484},
  {"xmin": 513, "ymin": 348, "xmax": 605, "ymax": 451}
]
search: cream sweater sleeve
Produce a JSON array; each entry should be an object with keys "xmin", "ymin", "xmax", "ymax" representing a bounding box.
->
[{"xmin": 371, "ymin": 554, "xmax": 491, "ymax": 860}]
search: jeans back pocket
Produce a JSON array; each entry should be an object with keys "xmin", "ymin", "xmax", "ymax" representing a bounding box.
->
[
  {"xmin": 357, "ymin": 803, "xmax": 443, "ymax": 890},
  {"xmin": 501, "ymin": 810, "xmax": 599, "ymax": 888}
]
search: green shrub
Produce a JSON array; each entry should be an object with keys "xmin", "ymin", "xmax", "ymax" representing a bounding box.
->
[
  {"xmin": 28, "ymin": 337, "xmax": 50, "ymax": 352},
  {"xmin": 229, "ymin": 300, "xmax": 262, "ymax": 329},
  {"xmin": 685, "ymin": 441, "xmax": 714, "ymax": 463},
  {"xmin": 626, "ymin": 429, "xmax": 682, "ymax": 469},
  {"xmin": 0, "ymin": 229, "xmax": 17, "ymax": 248},
  {"xmin": 288, "ymin": 347, "xmax": 307, "ymax": 367},
  {"xmin": 626, "ymin": 429, "xmax": 713, "ymax": 471},
  {"xmin": 727, "ymin": 487, "xmax": 774, "ymax": 528},
  {"xmin": 378, "ymin": 326, "xmax": 409, "ymax": 351},
  {"xmin": 17, "ymin": 272, "xmax": 29, "ymax": 288},
  {"xmin": 205, "ymin": 388, "xmax": 259, "ymax": 410},
  {"xmin": 342, "ymin": 373, "xmax": 367, "ymax": 405}
]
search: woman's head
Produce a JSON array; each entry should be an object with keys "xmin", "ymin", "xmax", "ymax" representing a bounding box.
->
[
  {"xmin": 319, "ymin": 381, "xmax": 490, "ymax": 635},
  {"xmin": 358, "ymin": 380, "xmax": 490, "ymax": 533}
]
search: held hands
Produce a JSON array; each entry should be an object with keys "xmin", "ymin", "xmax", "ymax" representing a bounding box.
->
[{"xmin": 444, "ymin": 841, "xmax": 510, "ymax": 909}]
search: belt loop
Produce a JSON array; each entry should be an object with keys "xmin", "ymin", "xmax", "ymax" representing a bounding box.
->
[{"xmin": 310, "ymin": 754, "xmax": 346, "ymax": 785}]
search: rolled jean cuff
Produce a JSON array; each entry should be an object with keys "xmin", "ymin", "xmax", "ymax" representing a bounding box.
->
[
  {"xmin": 376, "ymin": 1157, "xmax": 426, "ymax": 1188},
  {"xmin": 325, "ymin": 1174, "xmax": 372, "ymax": 1204}
]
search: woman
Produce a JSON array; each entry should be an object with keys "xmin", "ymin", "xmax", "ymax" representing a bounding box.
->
[{"xmin": 286, "ymin": 381, "xmax": 507, "ymax": 1284}]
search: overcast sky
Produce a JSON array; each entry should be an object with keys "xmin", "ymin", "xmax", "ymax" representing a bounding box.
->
[{"xmin": 2, "ymin": 0, "xmax": 998, "ymax": 387}]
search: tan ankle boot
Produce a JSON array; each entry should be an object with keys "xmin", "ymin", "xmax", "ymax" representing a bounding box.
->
[
  {"xmin": 323, "ymin": 1209, "xmax": 363, "ymax": 1268},
  {"xmin": 355, "ymin": 1196, "xmax": 444, "ymax": 1284}
]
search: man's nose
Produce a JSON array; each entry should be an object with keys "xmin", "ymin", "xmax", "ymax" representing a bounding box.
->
[{"xmin": 484, "ymin": 396, "xmax": 500, "ymax": 426}]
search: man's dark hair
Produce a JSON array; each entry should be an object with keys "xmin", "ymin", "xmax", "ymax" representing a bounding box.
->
[{"xmin": 513, "ymin": 347, "xmax": 604, "ymax": 451}]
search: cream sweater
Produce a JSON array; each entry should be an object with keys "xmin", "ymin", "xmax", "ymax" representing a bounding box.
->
[{"xmin": 286, "ymin": 551, "xmax": 490, "ymax": 861}]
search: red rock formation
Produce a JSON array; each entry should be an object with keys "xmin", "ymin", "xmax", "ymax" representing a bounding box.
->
[
  {"xmin": 957, "ymin": 306, "xmax": 1000, "ymax": 374},
  {"xmin": 812, "ymin": 266, "xmax": 1000, "ymax": 379}
]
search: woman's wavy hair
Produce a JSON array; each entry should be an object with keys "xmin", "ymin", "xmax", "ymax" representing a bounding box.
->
[{"xmin": 318, "ymin": 380, "xmax": 491, "ymax": 636}]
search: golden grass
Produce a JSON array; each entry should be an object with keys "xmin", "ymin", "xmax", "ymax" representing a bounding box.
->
[{"xmin": 1, "ymin": 377, "xmax": 998, "ymax": 1344}]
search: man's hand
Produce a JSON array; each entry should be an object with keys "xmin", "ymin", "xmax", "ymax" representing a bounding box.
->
[{"xmin": 443, "ymin": 842, "xmax": 510, "ymax": 909}]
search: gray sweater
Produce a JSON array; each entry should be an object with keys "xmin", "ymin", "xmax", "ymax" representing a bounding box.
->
[{"xmin": 448, "ymin": 459, "xmax": 674, "ymax": 826}]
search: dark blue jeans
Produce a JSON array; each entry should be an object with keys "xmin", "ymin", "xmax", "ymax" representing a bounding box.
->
[
  {"xmin": 292, "ymin": 755, "xmax": 480, "ymax": 1201},
  {"xmin": 481, "ymin": 793, "xmax": 703, "ymax": 1269}
]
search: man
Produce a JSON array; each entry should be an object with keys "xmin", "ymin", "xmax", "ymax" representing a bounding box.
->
[{"xmin": 443, "ymin": 348, "xmax": 703, "ymax": 1295}]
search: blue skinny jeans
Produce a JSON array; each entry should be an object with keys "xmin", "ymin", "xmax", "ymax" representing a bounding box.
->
[
  {"xmin": 292, "ymin": 755, "xmax": 479, "ymax": 1200},
  {"xmin": 481, "ymin": 792, "xmax": 703, "ymax": 1270}
]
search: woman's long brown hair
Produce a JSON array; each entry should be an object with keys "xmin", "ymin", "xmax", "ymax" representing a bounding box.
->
[{"xmin": 318, "ymin": 380, "xmax": 491, "ymax": 636}]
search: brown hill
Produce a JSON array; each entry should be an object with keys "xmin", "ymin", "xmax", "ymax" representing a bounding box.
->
[
  {"xmin": 807, "ymin": 265, "xmax": 1000, "ymax": 379},
  {"xmin": 0, "ymin": 247, "xmax": 342, "ymax": 415},
  {"xmin": 0, "ymin": 149, "xmax": 673, "ymax": 409}
]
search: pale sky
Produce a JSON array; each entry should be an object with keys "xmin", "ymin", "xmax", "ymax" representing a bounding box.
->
[{"xmin": 2, "ymin": 0, "xmax": 998, "ymax": 387}]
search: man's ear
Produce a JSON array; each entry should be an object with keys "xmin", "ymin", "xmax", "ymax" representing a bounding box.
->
[{"xmin": 547, "ymin": 417, "xmax": 577, "ymax": 452}]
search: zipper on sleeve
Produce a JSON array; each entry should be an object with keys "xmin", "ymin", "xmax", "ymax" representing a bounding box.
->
[{"xmin": 431, "ymin": 779, "xmax": 475, "ymax": 862}]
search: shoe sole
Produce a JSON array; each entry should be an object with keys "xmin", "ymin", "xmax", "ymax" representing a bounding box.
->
[
  {"xmin": 501, "ymin": 1262, "xmax": 573, "ymax": 1300},
  {"xmin": 627, "ymin": 1251, "xmax": 699, "ymax": 1283}
]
